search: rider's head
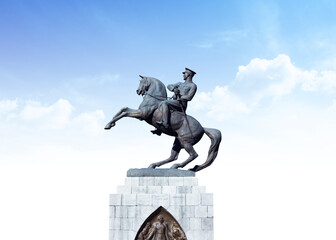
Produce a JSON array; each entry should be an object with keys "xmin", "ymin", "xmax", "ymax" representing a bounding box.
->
[{"xmin": 183, "ymin": 68, "xmax": 196, "ymax": 80}]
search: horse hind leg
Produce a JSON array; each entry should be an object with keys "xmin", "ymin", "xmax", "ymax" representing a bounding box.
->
[
  {"xmin": 171, "ymin": 143, "xmax": 198, "ymax": 169},
  {"xmin": 189, "ymin": 128, "xmax": 222, "ymax": 172},
  {"xmin": 148, "ymin": 138, "xmax": 181, "ymax": 168}
]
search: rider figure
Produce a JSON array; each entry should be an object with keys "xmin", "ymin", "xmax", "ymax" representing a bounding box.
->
[{"xmin": 156, "ymin": 68, "xmax": 197, "ymax": 130}]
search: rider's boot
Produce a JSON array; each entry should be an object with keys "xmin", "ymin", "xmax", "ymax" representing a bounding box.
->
[{"xmin": 151, "ymin": 129, "xmax": 162, "ymax": 136}]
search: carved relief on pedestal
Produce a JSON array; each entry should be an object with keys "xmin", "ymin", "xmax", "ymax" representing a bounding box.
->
[{"xmin": 135, "ymin": 206, "xmax": 187, "ymax": 240}]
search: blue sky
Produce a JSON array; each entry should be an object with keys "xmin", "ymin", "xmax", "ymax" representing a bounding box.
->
[
  {"xmin": 1, "ymin": 1, "xmax": 336, "ymax": 240},
  {"xmin": 2, "ymin": 0, "xmax": 336, "ymax": 102}
]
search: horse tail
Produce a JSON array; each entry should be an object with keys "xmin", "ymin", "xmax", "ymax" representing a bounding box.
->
[{"xmin": 190, "ymin": 128, "xmax": 222, "ymax": 172}]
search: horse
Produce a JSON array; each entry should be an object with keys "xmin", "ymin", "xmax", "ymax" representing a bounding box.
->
[{"xmin": 104, "ymin": 76, "xmax": 221, "ymax": 172}]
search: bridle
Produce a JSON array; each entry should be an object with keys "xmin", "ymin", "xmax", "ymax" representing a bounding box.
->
[{"xmin": 144, "ymin": 92, "xmax": 168, "ymax": 101}]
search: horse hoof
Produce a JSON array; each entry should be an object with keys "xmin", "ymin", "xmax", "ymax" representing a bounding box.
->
[
  {"xmin": 148, "ymin": 164, "xmax": 157, "ymax": 168},
  {"xmin": 171, "ymin": 164, "xmax": 181, "ymax": 169},
  {"xmin": 189, "ymin": 165, "xmax": 200, "ymax": 172},
  {"xmin": 104, "ymin": 122, "xmax": 115, "ymax": 129}
]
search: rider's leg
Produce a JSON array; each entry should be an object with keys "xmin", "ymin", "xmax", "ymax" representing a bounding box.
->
[
  {"xmin": 156, "ymin": 101, "xmax": 169, "ymax": 129},
  {"xmin": 171, "ymin": 143, "xmax": 198, "ymax": 169},
  {"xmin": 148, "ymin": 138, "xmax": 181, "ymax": 168},
  {"xmin": 156, "ymin": 100, "xmax": 182, "ymax": 129}
]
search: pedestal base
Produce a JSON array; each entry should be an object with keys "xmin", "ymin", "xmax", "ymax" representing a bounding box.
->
[{"xmin": 109, "ymin": 169, "xmax": 214, "ymax": 240}]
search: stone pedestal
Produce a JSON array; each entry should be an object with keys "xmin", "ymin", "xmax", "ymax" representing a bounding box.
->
[{"xmin": 109, "ymin": 169, "xmax": 214, "ymax": 240}]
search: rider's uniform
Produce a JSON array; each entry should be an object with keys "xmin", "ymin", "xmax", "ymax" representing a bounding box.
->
[{"xmin": 156, "ymin": 68, "xmax": 197, "ymax": 129}]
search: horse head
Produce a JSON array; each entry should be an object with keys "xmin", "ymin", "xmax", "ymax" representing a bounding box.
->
[
  {"xmin": 136, "ymin": 75, "xmax": 150, "ymax": 96},
  {"xmin": 136, "ymin": 75, "xmax": 167, "ymax": 99}
]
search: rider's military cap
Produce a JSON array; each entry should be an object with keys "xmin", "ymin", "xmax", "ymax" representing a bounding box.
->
[{"xmin": 183, "ymin": 68, "xmax": 196, "ymax": 75}]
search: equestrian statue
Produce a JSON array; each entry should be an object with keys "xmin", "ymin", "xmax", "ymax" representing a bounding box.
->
[{"xmin": 104, "ymin": 68, "xmax": 221, "ymax": 172}]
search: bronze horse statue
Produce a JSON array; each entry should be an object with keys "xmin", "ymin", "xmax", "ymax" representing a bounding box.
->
[{"xmin": 104, "ymin": 76, "xmax": 221, "ymax": 172}]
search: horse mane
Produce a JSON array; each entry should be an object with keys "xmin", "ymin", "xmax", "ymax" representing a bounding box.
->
[{"xmin": 143, "ymin": 76, "xmax": 167, "ymax": 98}]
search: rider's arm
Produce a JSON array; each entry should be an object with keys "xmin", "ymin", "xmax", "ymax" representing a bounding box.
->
[
  {"xmin": 167, "ymin": 83, "xmax": 180, "ymax": 92},
  {"xmin": 180, "ymin": 84, "xmax": 197, "ymax": 101}
]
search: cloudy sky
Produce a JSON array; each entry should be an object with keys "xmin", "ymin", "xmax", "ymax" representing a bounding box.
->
[{"xmin": 1, "ymin": 1, "xmax": 336, "ymax": 239}]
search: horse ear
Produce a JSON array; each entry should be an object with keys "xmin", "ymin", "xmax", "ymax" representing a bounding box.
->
[{"xmin": 139, "ymin": 75, "xmax": 144, "ymax": 79}]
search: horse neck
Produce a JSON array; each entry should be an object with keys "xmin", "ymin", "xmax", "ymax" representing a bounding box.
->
[{"xmin": 147, "ymin": 79, "xmax": 167, "ymax": 98}]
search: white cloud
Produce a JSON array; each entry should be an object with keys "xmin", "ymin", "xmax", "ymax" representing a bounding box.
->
[
  {"xmin": 191, "ymin": 54, "xmax": 336, "ymax": 121},
  {"xmin": 21, "ymin": 99, "xmax": 73, "ymax": 129},
  {"xmin": 0, "ymin": 99, "xmax": 17, "ymax": 116},
  {"xmin": 73, "ymin": 110, "xmax": 105, "ymax": 136},
  {"xmin": 235, "ymin": 54, "xmax": 336, "ymax": 104},
  {"xmin": 301, "ymin": 70, "xmax": 336, "ymax": 92},
  {"xmin": 235, "ymin": 54, "xmax": 300, "ymax": 103},
  {"xmin": 0, "ymin": 98, "xmax": 106, "ymax": 136},
  {"xmin": 190, "ymin": 86, "xmax": 250, "ymax": 121}
]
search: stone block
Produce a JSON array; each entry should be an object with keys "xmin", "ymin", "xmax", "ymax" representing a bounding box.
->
[
  {"xmin": 189, "ymin": 218, "xmax": 202, "ymax": 230},
  {"xmin": 179, "ymin": 217, "xmax": 190, "ymax": 231},
  {"xmin": 109, "ymin": 206, "xmax": 115, "ymax": 218},
  {"xmin": 140, "ymin": 206, "xmax": 156, "ymax": 218},
  {"xmin": 201, "ymin": 193, "xmax": 213, "ymax": 206},
  {"xmin": 125, "ymin": 177, "xmax": 139, "ymax": 186},
  {"xmin": 168, "ymin": 177, "xmax": 184, "ymax": 186},
  {"xmin": 115, "ymin": 206, "xmax": 127, "ymax": 218},
  {"xmin": 167, "ymin": 205, "xmax": 182, "ymax": 220},
  {"xmin": 193, "ymin": 230, "xmax": 208, "ymax": 239},
  {"xmin": 181, "ymin": 205, "xmax": 195, "ymax": 218},
  {"xmin": 207, "ymin": 206, "xmax": 214, "ymax": 217},
  {"xmin": 192, "ymin": 186, "xmax": 206, "ymax": 194},
  {"xmin": 110, "ymin": 175, "xmax": 213, "ymax": 240},
  {"xmin": 154, "ymin": 177, "xmax": 169, "ymax": 186},
  {"xmin": 162, "ymin": 186, "xmax": 177, "ymax": 194},
  {"xmin": 109, "ymin": 217, "xmax": 121, "ymax": 230},
  {"xmin": 131, "ymin": 185, "xmax": 147, "ymax": 194},
  {"xmin": 147, "ymin": 186, "xmax": 162, "ymax": 194},
  {"xmin": 183, "ymin": 177, "xmax": 198, "ymax": 186},
  {"xmin": 134, "ymin": 217, "xmax": 144, "ymax": 231},
  {"xmin": 128, "ymin": 230, "xmax": 136, "ymax": 239},
  {"xmin": 139, "ymin": 177, "xmax": 155, "ymax": 186},
  {"xmin": 127, "ymin": 206, "xmax": 139, "ymax": 218},
  {"xmin": 195, "ymin": 206, "xmax": 208, "ymax": 218},
  {"xmin": 201, "ymin": 217, "xmax": 213, "ymax": 230},
  {"xmin": 152, "ymin": 194, "xmax": 170, "ymax": 207},
  {"xmin": 177, "ymin": 186, "xmax": 192, "ymax": 194},
  {"xmin": 109, "ymin": 194, "xmax": 122, "ymax": 206},
  {"xmin": 186, "ymin": 193, "xmax": 201, "ymax": 205},
  {"xmin": 121, "ymin": 217, "xmax": 135, "ymax": 230},
  {"xmin": 122, "ymin": 194, "xmax": 137, "ymax": 206},
  {"xmin": 170, "ymin": 194, "xmax": 186, "ymax": 206},
  {"xmin": 137, "ymin": 194, "xmax": 152, "ymax": 206},
  {"xmin": 185, "ymin": 230, "xmax": 194, "ymax": 239}
]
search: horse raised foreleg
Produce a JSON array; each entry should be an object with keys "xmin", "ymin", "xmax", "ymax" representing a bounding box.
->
[
  {"xmin": 105, "ymin": 107, "xmax": 128, "ymax": 129},
  {"xmin": 148, "ymin": 138, "xmax": 181, "ymax": 168},
  {"xmin": 171, "ymin": 143, "xmax": 198, "ymax": 169},
  {"xmin": 105, "ymin": 107, "xmax": 143, "ymax": 130}
]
